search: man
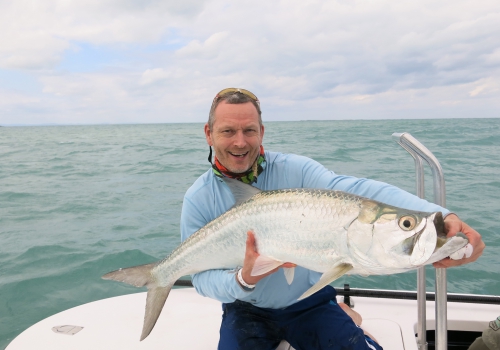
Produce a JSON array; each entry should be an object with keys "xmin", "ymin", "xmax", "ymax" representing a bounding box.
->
[
  {"xmin": 469, "ymin": 316, "xmax": 500, "ymax": 350},
  {"xmin": 180, "ymin": 88, "xmax": 485, "ymax": 350}
]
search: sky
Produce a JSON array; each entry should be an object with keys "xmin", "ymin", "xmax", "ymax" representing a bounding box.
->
[{"xmin": 0, "ymin": 0, "xmax": 499, "ymax": 125}]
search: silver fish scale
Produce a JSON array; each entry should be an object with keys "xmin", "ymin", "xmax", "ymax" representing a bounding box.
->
[
  {"xmin": 244, "ymin": 190, "xmax": 362, "ymax": 270},
  {"xmin": 152, "ymin": 189, "xmax": 365, "ymax": 286}
]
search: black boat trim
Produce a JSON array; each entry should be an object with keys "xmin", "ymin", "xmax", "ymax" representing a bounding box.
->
[{"xmin": 173, "ymin": 280, "xmax": 500, "ymax": 304}]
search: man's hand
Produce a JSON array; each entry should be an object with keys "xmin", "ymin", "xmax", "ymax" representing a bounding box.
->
[
  {"xmin": 433, "ymin": 214, "xmax": 485, "ymax": 268},
  {"xmin": 238, "ymin": 231, "xmax": 296, "ymax": 286},
  {"xmin": 338, "ymin": 302, "xmax": 362, "ymax": 326}
]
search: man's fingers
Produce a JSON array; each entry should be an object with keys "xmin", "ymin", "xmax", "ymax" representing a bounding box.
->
[
  {"xmin": 338, "ymin": 302, "xmax": 362, "ymax": 326},
  {"xmin": 241, "ymin": 230, "xmax": 296, "ymax": 286},
  {"xmin": 246, "ymin": 231, "xmax": 258, "ymax": 255},
  {"xmin": 439, "ymin": 214, "xmax": 485, "ymax": 268},
  {"xmin": 246, "ymin": 231, "xmax": 255, "ymax": 245},
  {"xmin": 433, "ymin": 242, "xmax": 485, "ymax": 268}
]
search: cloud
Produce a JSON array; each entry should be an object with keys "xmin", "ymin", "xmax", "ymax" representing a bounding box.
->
[
  {"xmin": 468, "ymin": 78, "xmax": 500, "ymax": 97},
  {"xmin": 176, "ymin": 31, "xmax": 229, "ymax": 59},
  {"xmin": 140, "ymin": 68, "xmax": 172, "ymax": 86},
  {"xmin": 0, "ymin": 0, "xmax": 499, "ymax": 125},
  {"xmin": 0, "ymin": 0, "xmax": 206, "ymax": 70}
]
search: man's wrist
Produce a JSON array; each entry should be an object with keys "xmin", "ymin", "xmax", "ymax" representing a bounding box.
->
[{"xmin": 236, "ymin": 268, "xmax": 256, "ymax": 290}]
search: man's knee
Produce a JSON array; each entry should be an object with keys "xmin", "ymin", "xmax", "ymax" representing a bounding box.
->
[{"xmin": 219, "ymin": 301, "xmax": 282, "ymax": 350}]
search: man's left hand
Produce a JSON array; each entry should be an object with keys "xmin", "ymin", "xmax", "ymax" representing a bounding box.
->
[{"xmin": 433, "ymin": 214, "xmax": 485, "ymax": 268}]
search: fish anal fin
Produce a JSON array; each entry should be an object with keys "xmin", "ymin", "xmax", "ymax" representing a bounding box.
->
[
  {"xmin": 283, "ymin": 267, "xmax": 295, "ymax": 285},
  {"xmin": 298, "ymin": 263, "xmax": 353, "ymax": 300},
  {"xmin": 141, "ymin": 285, "xmax": 172, "ymax": 341},
  {"xmin": 251, "ymin": 255, "xmax": 283, "ymax": 276}
]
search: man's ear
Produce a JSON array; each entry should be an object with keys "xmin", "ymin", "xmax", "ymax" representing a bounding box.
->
[{"xmin": 204, "ymin": 123, "xmax": 213, "ymax": 146}]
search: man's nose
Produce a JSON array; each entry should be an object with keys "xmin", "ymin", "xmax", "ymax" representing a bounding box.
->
[{"xmin": 233, "ymin": 131, "xmax": 246, "ymax": 147}]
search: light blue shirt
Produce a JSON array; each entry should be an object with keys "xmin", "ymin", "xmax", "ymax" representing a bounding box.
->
[{"xmin": 180, "ymin": 151, "xmax": 449, "ymax": 309}]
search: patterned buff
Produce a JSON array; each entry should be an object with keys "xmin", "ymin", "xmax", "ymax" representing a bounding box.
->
[{"xmin": 211, "ymin": 145, "xmax": 266, "ymax": 184}]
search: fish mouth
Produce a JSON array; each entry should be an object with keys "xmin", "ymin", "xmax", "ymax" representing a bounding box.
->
[
  {"xmin": 425, "ymin": 212, "xmax": 469, "ymax": 264},
  {"xmin": 433, "ymin": 212, "xmax": 446, "ymax": 239},
  {"xmin": 410, "ymin": 211, "xmax": 469, "ymax": 265}
]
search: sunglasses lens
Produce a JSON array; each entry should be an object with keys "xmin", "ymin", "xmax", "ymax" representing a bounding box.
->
[{"xmin": 215, "ymin": 88, "xmax": 258, "ymax": 102}]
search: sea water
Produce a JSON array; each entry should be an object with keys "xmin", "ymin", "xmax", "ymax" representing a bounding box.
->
[{"xmin": 1, "ymin": 119, "xmax": 499, "ymax": 347}]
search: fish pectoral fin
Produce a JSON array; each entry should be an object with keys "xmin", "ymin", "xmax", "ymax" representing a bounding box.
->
[
  {"xmin": 251, "ymin": 255, "xmax": 284, "ymax": 276},
  {"xmin": 298, "ymin": 263, "xmax": 353, "ymax": 301},
  {"xmin": 283, "ymin": 267, "xmax": 295, "ymax": 285}
]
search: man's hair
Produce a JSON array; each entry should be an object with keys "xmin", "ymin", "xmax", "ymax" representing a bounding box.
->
[{"xmin": 208, "ymin": 92, "xmax": 262, "ymax": 130}]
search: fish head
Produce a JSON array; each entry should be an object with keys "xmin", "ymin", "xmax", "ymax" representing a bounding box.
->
[{"xmin": 346, "ymin": 200, "xmax": 468, "ymax": 273}]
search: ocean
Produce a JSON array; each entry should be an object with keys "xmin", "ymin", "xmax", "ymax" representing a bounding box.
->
[{"xmin": 1, "ymin": 119, "xmax": 499, "ymax": 348}]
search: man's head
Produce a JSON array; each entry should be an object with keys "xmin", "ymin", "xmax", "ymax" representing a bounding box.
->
[
  {"xmin": 205, "ymin": 88, "xmax": 264, "ymax": 174},
  {"xmin": 207, "ymin": 88, "xmax": 262, "ymax": 130}
]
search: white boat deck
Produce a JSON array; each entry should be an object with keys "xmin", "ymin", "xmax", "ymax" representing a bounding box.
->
[{"xmin": 7, "ymin": 288, "xmax": 500, "ymax": 350}]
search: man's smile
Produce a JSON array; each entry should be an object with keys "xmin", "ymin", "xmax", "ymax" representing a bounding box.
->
[{"xmin": 229, "ymin": 151, "xmax": 249, "ymax": 158}]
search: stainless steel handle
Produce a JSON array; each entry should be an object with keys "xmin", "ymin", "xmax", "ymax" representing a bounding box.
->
[{"xmin": 392, "ymin": 132, "xmax": 447, "ymax": 350}]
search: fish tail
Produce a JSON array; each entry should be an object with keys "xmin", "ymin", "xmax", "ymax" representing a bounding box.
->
[
  {"xmin": 102, "ymin": 263, "xmax": 173, "ymax": 341},
  {"xmin": 141, "ymin": 285, "xmax": 172, "ymax": 340}
]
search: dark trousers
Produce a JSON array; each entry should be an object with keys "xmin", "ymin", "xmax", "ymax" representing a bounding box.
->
[{"xmin": 218, "ymin": 286, "xmax": 383, "ymax": 350}]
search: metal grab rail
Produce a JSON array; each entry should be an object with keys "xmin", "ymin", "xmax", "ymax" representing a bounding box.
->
[{"xmin": 392, "ymin": 132, "xmax": 448, "ymax": 350}]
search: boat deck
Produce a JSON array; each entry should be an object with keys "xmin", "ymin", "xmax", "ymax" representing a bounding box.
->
[{"xmin": 7, "ymin": 288, "xmax": 500, "ymax": 349}]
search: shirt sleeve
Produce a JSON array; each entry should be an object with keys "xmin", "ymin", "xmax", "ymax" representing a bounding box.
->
[
  {"xmin": 180, "ymin": 188, "xmax": 253, "ymax": 303},
  {"xmin": 286, "ymin": 154, "xmax": 450, "ymax": 216}
]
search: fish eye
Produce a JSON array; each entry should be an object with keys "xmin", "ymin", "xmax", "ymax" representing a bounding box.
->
[{"xmin": 398, "ymin": 215, "xmax": 417, "ymax": 231}]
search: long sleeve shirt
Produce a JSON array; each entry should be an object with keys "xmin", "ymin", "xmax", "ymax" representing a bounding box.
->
[{"xmin": 180, "ymin": 151, "xmax": 449, "ymax": 309}]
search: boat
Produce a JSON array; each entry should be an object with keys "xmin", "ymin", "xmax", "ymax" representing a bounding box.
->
[{"xmin": 6, "ymin": 133, "xmax": 500, "ymax": 350}]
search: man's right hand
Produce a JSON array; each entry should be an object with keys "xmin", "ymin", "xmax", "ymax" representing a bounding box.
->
[{"xmin": 238, "ymin": 231, "xmax": 296, "ymax": 287}]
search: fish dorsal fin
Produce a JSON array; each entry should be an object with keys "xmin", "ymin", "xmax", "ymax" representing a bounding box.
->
[
  {"xmin": 222, "ymin": 177, "xmax": 262, "ymax": 206},
  {"xmin": 298, "ymin": 263, "xmax": 353, "ymax": 300}
]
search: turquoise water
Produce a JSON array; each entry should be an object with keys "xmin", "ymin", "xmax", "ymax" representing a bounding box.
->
[{"xmin": 1, "ymin": 119, "xmax": 499, "ymax": 348}]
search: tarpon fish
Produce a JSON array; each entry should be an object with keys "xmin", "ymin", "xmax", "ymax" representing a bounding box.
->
[{"xmin": 103, "ymin": 178, "xmax": 468, "ymax": 340}]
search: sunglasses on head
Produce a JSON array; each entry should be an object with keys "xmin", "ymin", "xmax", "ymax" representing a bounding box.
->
[{"xmin": 212, "ymin": 88, "xmax": 260, "ymax": 106}]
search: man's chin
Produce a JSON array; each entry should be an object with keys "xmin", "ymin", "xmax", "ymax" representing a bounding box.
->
[
  {"xmin": 225, "ymin": 162, "xmax": 252, "ymax": 174},
  {"xmin": 228, "ymin": 167, "xmax": 250, "ymax": 174}
]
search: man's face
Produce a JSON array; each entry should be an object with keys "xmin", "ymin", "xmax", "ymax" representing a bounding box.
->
[{"xmin": 205, "ymin": 101, "xmax": 264, "ymax": 174}]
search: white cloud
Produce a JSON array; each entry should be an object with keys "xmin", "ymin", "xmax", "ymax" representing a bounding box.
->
[
  {"xmin": 140, "ymin": 68, "xmax": 171, "ymax": 86},
  {"xmin": 0, "ymin": 0, "xmax": 207, "ymax": 70},
  {"xmin": 468, "ymin": 78, "xmax": 500, "ymax": 97},
  {"xmin": 0, "ymin": 0, "xmax": 499, "ymax": 125},
  {"xmin": 176, "ymin": 31, "xmax": 229, "ymax": 59}
]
